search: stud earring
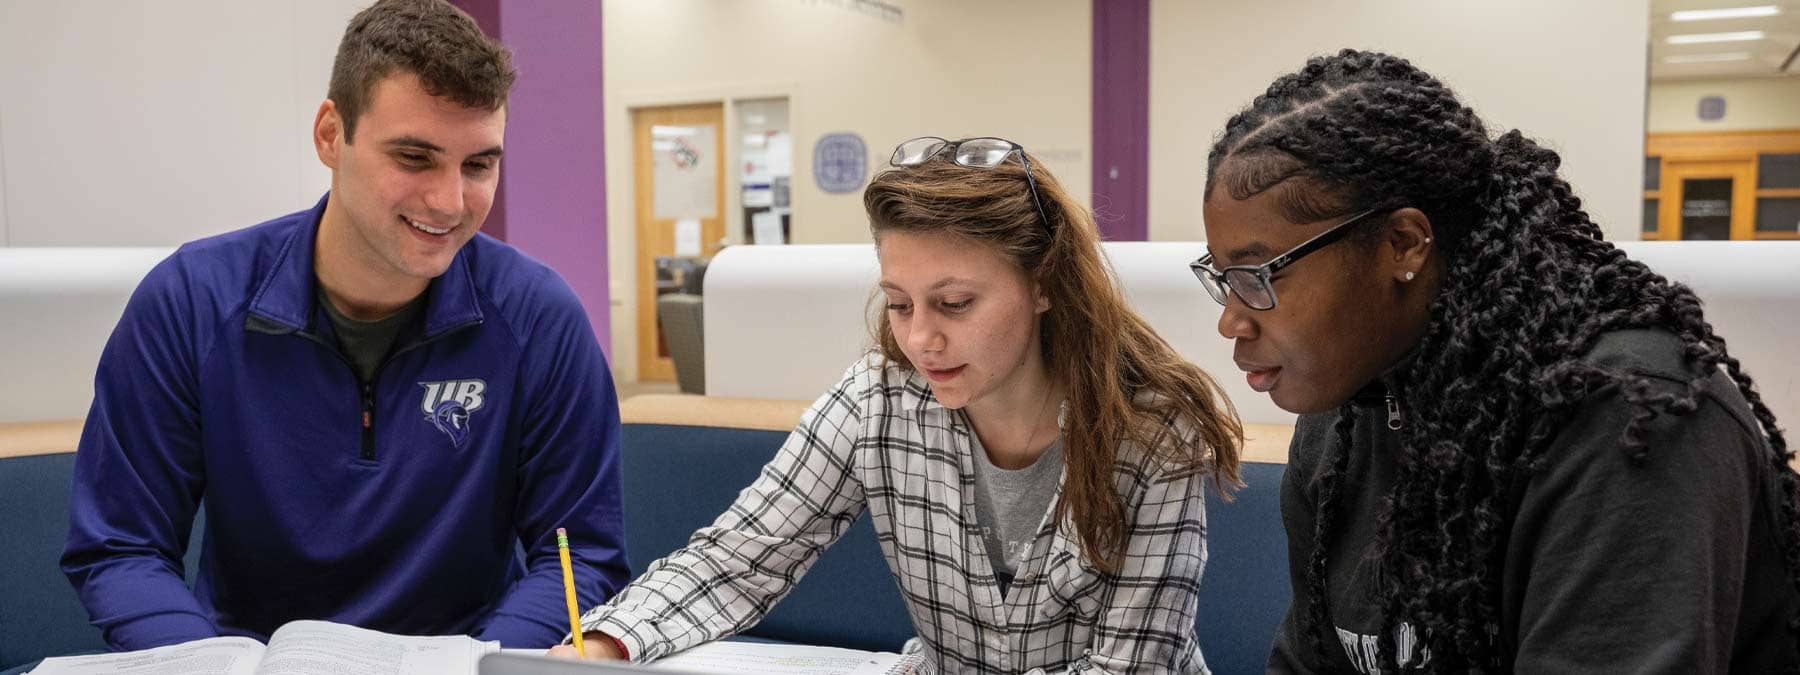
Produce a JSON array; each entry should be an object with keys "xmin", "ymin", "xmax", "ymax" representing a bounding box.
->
[
  {"xmin": 1424, "ymin": 237, "xmax": 1433, "ymax": 244},
  {"xmin": 1404, "ymin": 271, "xmax": 1416, "ymax": 281}
]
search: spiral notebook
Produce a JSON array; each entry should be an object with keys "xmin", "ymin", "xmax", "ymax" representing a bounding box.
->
[
  {"xmin": 479, "ymin": 642, "xmax": 922, "ymax": 675},
  {"xmin": 648, "ymin": 641, "xmax": 922, "ymax": 675}
]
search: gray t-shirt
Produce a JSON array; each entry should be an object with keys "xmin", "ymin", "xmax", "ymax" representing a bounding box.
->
[
  {"xmin": 317, "ymin": 287, "xmax": 424, "ymax": 383},
  {"xmin": 969, "ymin": 429, "xmax": 1064, "ymax": 594}
]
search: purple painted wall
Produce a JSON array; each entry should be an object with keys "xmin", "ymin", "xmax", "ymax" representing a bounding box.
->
[
  {"xmin": 1091, "ymin": 0, "xmax": 1150, "ymax": 241},
  {"xmin": 454, "ymin": 0, "xmax": 611, "ymax": 357},
  {"xmin": 455, "ymin": 0, "xmax": 507, "ymax": 243}
]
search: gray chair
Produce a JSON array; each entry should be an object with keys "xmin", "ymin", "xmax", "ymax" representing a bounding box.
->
[{"xmin": 657, "ymin": 294, "xmax": 705, "ymax": 394}]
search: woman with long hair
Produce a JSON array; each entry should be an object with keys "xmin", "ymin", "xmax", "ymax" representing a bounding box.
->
[
  {"xmin": 1195, "ymin": 49, "xmax": 1800, "ymax": 672},
  {"xmin": 555, "ymin": 136, "xmax": 1242, "ymax": 672}
]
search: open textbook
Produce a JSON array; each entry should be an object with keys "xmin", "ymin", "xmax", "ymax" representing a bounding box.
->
[{"xmin": 27, "ymin": 620, "xmax": 498, "ymax": 675}]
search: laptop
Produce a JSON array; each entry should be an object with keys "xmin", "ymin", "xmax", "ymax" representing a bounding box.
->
[{"xmin": 478, "ymin": 652, "xmax": 706, "ymax": 674}]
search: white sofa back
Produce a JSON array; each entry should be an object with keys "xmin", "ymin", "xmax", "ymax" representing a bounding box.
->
[
  {"xmin": 0, "ymin": 248, "xmax": 174, "ymax": 423},
  {"xmin": 5, "ymin": 242, "xmax": 1794, "ymax": 430},
  {"xmin": 705, "ymin": 241, "xmax": 1800, "ymax": 428}
]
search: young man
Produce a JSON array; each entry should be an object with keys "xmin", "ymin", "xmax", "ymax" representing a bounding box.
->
[{"xmin": 61, "ymin": 0, "xmax": 628, "ymax": 649}]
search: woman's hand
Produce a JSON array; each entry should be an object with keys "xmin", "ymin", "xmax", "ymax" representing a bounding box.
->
[{"xmin": 547, "ymin": 632, "xmax": 626, "ymax": 660}]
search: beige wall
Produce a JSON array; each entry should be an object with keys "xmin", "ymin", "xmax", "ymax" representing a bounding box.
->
[
  {"xmin": 603, "ymin": 0, "xmax": 1092, "ymax": 381},
  {"xmin": 606, "ymin": 0, "xmax": 1660, "ymax": 381},
  {"xmin": 1148, "ymin": 0, "xmax": 1650, "ymax": 243},
  {"xmin": 1648, "ymin": 77, "xmax": 1800, "ymax": 133},
  {"xmin": 0, "ymin": 0, "xmax": 366, "ymax": 247}
]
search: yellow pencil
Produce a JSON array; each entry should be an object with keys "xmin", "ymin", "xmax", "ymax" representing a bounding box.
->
[{"xmin": 557, "ymin": 527, "xmax": 587, "ymax": 657}]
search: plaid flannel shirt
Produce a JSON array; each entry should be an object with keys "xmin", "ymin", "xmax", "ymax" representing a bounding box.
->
[{"xmin": 581, "ymin": 355, "xmax": 1212, "ymax": 673}]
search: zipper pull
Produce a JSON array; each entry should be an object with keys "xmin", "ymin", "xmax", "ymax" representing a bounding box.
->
[
  {"xmin": 359, "ymin": 382, "xmax": 377, "ymax": 461},
  {"xmin": 1386, "ymin": 394, "xmax": 1403, "ymax": 431},
  {"xmin": 361, "ymin": 383, "xmax": 374, "ymax": 428}
]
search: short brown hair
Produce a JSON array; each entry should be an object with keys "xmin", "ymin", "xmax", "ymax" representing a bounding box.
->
[{"xmin": 327, "ymin": 0, "xmax": 516, "ymax": 142}]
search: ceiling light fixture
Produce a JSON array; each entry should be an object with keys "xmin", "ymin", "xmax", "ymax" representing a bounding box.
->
[
  {"xmin": 1670, "ymin": 6, "xmax": 1779, "ymax": 21},
  {"xmin": 1663, "ymin": 52, "xmax": 1753, "ymax": 63},
  {"xmin": 1667, "ymin": 30, "xmax": 1767, "ymax": 44}
]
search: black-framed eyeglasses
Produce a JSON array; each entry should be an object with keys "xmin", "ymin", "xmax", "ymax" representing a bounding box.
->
[
  {"xmin": 1189, "ymin": 208, "xmax": 1381, "ymax": 311},
  {"xmin": 890, "ymin": 136, "xmax": 1052, "ymax": 233}
]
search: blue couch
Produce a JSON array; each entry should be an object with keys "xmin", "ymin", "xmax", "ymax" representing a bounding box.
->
[
  {"xmin": 1, "ymin": 450, "xmax": 104, "ymax": 669},
  {"xmin": 1, "ymin": 405, "xmax": 1291, "ymax": 674},
  {"xmin": 0, "ymin": 446, "xmax": 206, "ymax": 672}
]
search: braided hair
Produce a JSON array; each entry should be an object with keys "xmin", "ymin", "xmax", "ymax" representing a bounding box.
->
[{"xmin": 1205, "ymin": 49, "xmax": 1800, "ymax": 670}]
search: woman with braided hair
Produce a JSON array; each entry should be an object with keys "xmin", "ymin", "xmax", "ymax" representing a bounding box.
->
[{"xmin": 1193, "ymin": 49, "xmax": 1800, "ymax": 672}]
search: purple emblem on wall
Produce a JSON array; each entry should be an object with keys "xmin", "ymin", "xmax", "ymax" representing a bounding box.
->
[
  {"xmin": 1698, "ymin": 96, "xmax": 1726, "ymax": 121},
  {"xmin": 814, "ymin": 133, "xmax": 868, "ymax": 194}
]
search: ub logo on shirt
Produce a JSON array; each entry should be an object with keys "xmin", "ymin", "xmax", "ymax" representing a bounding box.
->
[{"xmin": 419, "ymin": 379, "xmax": 486, "ymax": 447}]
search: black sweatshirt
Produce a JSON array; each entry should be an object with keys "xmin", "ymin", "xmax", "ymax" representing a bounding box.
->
[{"xmin": 1268, "ymin": 330, "xmax": 1800, "ymax": 673}]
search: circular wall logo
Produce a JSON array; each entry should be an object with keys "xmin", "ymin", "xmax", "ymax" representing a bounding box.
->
[{"xmin": 813, "ymin": 133, "xmax": 868, "ymax": 194}]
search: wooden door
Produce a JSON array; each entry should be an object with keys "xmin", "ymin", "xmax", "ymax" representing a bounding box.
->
[
  {"xmin": 632, "ymin": 103, "xmax": 726, "ymax": 382},
  {"xmin": 1646, "ymin": 130, "xmax": 1800, "ymax": 241},
  {"xmin": 1658, "ymin": 159, "xmax": 1756, "ymax": 242}
]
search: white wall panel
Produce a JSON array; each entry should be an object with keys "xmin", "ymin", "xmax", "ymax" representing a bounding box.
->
[
  {"xmin": 0, "ymin": 103, "xmax": 9, "ymax": 246},
  {"xmin": 0, "ymin": 0, "xmax": 363, "ymax": 247}
]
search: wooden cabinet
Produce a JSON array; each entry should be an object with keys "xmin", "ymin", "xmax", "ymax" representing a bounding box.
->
[{"xmin": 1645, "ymin": 131, "xmax": 1800, "ymax": 241}]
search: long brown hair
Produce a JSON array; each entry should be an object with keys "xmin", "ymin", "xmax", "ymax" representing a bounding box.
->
[{"xmin": 863, "ymin": 144, "xmax": 1243, "ymax": 572}]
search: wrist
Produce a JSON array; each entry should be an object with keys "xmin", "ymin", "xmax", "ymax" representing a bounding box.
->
[{"xmin": 586, "ymin": 631, "xmax": 628, "ymax": 659}]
